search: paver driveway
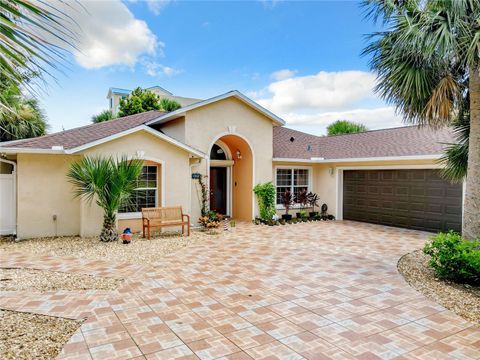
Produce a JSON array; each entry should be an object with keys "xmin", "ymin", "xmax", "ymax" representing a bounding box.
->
[{"xmin": 1, "ymin": 221, "xmax": 479, "ymax": 359}]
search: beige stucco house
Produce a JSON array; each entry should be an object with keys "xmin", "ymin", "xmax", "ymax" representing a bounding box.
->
[{"xmin": 0, "ymin": 90, "xmax": 463, "ymax": 239}]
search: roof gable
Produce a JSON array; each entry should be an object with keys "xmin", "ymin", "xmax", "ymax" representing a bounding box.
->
[{"xmin": 146, "ymin": 90, "xmax": 285, "ymax": 127}]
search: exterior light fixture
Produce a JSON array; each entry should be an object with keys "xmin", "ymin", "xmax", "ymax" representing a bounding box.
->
[{"xmin": 236, "ymin": 150, "xmax": 242, "ymax": 159}]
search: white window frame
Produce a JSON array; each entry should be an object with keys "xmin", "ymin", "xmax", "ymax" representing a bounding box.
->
[
  {"xmin": 118, "ymin": 165, "xmax": 158, "ymax": 219},
  {"xmin": 274, "ymin": 165, "xmax": 312, "ymax": 209}
]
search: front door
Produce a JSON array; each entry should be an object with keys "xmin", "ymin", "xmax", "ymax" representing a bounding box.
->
[{"xmin": 210, "ymin": 167, "xmax": 227, "ymax": 215}]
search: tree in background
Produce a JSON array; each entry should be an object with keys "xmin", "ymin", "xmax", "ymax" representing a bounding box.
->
[
  {"xmin": 363, "ymin": 0, "xmax": 480, "ymax": 239},
  {"xmin": 91, "ymin": 110, "xmax": 114, "ymax": 123},
  {"xmin": 118, "ymin": 87, "xmax": 182, "ymax": 117},
  {"xmin": 0, "ymin": 74, "xmax": 48, "ymax": 141},
  {"xmin": 160, "ymin": 98, "xmax": 181, "ymax": 112},
  {"xmin": 67, "ymin": 156, "xmax": 143, "ymax": 242},
  {"xmin": 327, "ymin": 120, "xmax": 368, "ymax": 135},
  {"xmin": 118, "ymin": 87, "xmax": 162, "ymax": 117}
]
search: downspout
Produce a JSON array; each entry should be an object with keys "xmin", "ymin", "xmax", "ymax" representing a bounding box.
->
[{"xmin": 0, "ymin": 158, "xmax": 17, "ymax": 237}]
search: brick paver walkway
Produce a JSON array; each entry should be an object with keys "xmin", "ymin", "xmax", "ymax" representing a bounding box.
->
[{"xmin": 1, "ymin": 221, "xmax": 479, "ymax": 359}]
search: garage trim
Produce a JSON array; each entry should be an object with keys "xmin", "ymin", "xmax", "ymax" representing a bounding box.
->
[{"xmin": 334, "ymin": 164, "xmax": 465, "ymax": 225}]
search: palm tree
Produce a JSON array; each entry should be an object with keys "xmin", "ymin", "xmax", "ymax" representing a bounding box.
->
[
  {"xmin": 0, "ymin": 76, "xmax": 48, "ymax": 141},
  {"xmin": 363, "ymin": 0, "xmax": 480, "ymax": 239},
  {"xmin": 159, "ymin": 98, "xmax": 181, "ymax": 112},
  {"xmin": 67, "ymin": 156, "xmax": 144, "ymax": 242},
  {"xmin": 91, "ymin": 109, "xmax": 114, "ymax": 123}
]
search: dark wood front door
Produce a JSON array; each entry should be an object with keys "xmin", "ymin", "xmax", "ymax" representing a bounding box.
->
[
  {"xmin": 210, "ymin": 167, "xmax": 227, "ymax": 215},
  {"xmin": 343, "ymin": 169, "xmax": 463, "ymax": 232}
]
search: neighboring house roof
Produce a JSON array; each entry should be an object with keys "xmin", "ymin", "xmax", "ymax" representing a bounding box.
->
[
  {"xmin": 146, "ymin": 90, "xmax": 286, "ymax": 127},
  {"xmin": 273, "ymin": 125, "xmax": 456, "ymax": 161}
]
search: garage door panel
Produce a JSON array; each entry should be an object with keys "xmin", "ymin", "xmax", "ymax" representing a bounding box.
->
[
  {"xmin": 446, "ymin": 205, "xmax": 462, "ymax": 214},
  {"xmin": 446, "ymin": 187, "xmax": 462, "ymax": 197},
  {"xmin": 427, "ymin": 204, "xmax": 443, "ymax": 214},
  {"xmin": 343, "ymin": 169, "xmax": 462, "ymax": 232}
]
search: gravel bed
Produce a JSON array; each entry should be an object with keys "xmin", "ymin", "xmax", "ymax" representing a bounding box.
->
[
  {"xmin": 398, "ymin": 250, "xmax": 480, "ymax": 324},
  {"xmin": 0, "ymin": 230, "xmax": 214, "ymax": 265},
  {"xmin": 0, "ymin": 268, "xmax": 121, "ymax": 292},
  {"xmin": 0, "ymin": 309, "xmax": 81, "ymax": 360}
]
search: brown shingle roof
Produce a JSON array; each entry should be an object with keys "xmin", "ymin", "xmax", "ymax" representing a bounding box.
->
[
  {"xmin": 1, "ymin": 110, "xmax": 166, "ymax": 150},
  {"xmin": 273, "ymin": 126, "xmax": 456, "ymax": 160}
]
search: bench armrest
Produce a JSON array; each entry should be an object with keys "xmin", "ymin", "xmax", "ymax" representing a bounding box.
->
[
  {"xmin": 182, "ymin": 214, "xmax": 190, "ymax": 222},
  {"xmin": 142, "ymin": 217, "xmax": 150, "ymax": 225}
]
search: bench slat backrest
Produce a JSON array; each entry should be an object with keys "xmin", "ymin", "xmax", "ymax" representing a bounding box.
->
[{"xmin": 142, "ymin": 206, "xmax": 183, "ymax": 221}]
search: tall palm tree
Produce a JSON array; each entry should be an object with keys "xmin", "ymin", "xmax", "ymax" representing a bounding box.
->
[
  {"xmin": 67, "ymin": 156, "xmax": 144, "ymax": 242},
  {"xmin": 363, "ymin": 0, "xmax": 480, "ymax": 239}
]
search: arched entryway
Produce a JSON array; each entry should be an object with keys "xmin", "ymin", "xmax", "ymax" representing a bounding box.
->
[{"xmin": 209, "ymin": 134, "xmax": 253, "ymax": 220}]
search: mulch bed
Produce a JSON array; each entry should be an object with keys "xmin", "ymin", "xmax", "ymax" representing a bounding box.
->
[
  {"xmin": 398, "ymin": 250, "xmax": 480, "ymax": 324},
  {"xmin": 0, "ymin": 310, "xmax": 81, "ymax": 360},
  {"xmin": 0, "ymin": 268, "xmax": 121, "ymax": 292},
  {"xmin": 0, "ymin": 231, "xmax": 211, "ymax": 265}
]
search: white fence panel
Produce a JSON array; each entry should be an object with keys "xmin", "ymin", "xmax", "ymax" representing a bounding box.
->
[{"xmin": 0, "ymin": 174, "xmax": 15, "ymax": 235}]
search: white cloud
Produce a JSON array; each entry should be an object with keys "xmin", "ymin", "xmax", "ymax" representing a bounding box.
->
[
  {"xmin": 146, "ymin": 0, "xmax": 172, "ymax": 15},
  {"xmin": 55, "ymin": 1, "xmax": 158, "ymax": 69},
  {"xmin": 141, "ymin": 59, "xmax": 182, "ymax": 77},
  {"xmin": 250, "ymin": 70, "xmax": 404, "ymax": 134},
  {"xmin": 271, "ymin": 69, "xmax": 297, "ymax": 81},
  {"xmin": 257, "ymin": 70, "xmax": 377, "ymax": 113},
  {"xmin": 284, "ymin": 107, "xmax": 404, "ymax": 134}
]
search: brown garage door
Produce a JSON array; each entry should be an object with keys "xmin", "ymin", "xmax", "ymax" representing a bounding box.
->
[{"xmin": 343, "ymin": 169, "xmax": 462, "ymax": 232}]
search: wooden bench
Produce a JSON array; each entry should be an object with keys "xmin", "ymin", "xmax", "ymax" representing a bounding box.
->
[{"xmin": 142, "ymin": 206, "xmax": 190, "ymax": 239}]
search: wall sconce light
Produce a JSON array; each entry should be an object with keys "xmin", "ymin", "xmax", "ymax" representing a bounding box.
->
[
  {"xmin": 236, "ymin": 150, "xmax": 242, "ymax": 160},
  {"xmin": 328, "ymin": 167, "xmax": 334, "ymax": 176}
]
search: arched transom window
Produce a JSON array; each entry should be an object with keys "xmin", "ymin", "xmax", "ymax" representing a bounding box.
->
[{"xmin": 210, "ymin": 143, "xmax": 227, "ymax": 160}]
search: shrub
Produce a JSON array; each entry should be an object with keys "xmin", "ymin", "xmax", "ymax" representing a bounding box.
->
[
  {"xmin": 423, "ymin": 231, "xmax": 480, "ymax": 285},
  {"xmin": 198, "ymin": 211, "xmax": 224, "ymax": 229},
  {"xmin": 327, "ymin": 120, "xmax": 368, "ymax": 135},
  {"xmin": 253, "ymin": 182, "xmax": 276, "ymax": 221}
]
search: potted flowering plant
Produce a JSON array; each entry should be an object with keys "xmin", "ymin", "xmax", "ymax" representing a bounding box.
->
[
  {"xmin": 281, "ymin": 189, "xmax": 294, "ymax": 221},
  {"xmin": 307, "ymin": 192, "xmax": 320, "ymax": 218},
  {"xmin": 198, "ymin": 211, "xmax": 224, "ymax": 233},
  {"xmin": 295, "ymin": 189, "xmax": 309, "ymax": 218}
]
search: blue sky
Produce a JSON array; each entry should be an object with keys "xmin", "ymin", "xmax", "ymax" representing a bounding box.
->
[{"xmin": 41, "ymin": 0, "xmax": 403, "ymax": 135}]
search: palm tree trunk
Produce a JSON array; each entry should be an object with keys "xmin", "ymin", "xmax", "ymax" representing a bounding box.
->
[
  {"xmin": 463, "ymin": 65, "xmax": 480, "ymax": 240},
  {"xmin": 100, "ymin": 213, "xmax": 118, "ymax": 242}
]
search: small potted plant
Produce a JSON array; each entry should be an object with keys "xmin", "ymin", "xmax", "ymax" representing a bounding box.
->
[
  {"xmin": 281, "ymin": 189, "xmax": 294, "ymax": 221},
  {"xmin": 230, "ymin": 219, "xmax": 236, "ymax": 231},
  {"xmin": 299, "ymin": 210, "xmax": 308, "ymax": 222},
  {"xmin": 296, "ymin": 189, "xmax": 309, "ymax": 218},
  {"xmin": 307, "ymin": 192, "xmax": 320, "ymax": 218}
]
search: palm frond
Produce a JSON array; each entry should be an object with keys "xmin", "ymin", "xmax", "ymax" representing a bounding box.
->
[{"xmin": 0, "ymin": 0, "xmax": 79, "ymax": 112}]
